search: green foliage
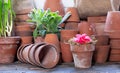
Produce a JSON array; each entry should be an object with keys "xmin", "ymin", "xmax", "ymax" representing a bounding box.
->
[
  {"xmin": 0, "ymin": 0, "xmax": 15, "ymax": 37},
  {"xmin": 28, "ymin": 8, "xmax": 62, "ymax": 38}
]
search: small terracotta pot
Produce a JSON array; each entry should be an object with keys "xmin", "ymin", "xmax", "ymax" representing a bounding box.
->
[
  {"xmin": 34, "ymin": 44, "xmax": 60, "ymax": 68},
  {"xmin": 0, "ymin": 37, "xmax": 20, "ymax": 63},
  {"xmin": 15, "ymin": 31, "xmax": 33, "ymax": 36},
  {"xmin": 21, "ymin": 36, "xmax": 33, "ymax": 45},
  {"xmin": 105, "ymin": 11, "xmax": 120, "ymax": 32},
  {"xmin": 110, "ymin": 48, "xmax": 120, "ymax": 54},
  {"xmin": 87, "ymin": 16, "xmax": 106, "ymax": 23},
  {"xmin": 109, "ymin": 54, "xmax": 120, "ymax": 62},
  {"xmin": 95, "ymin": 35, "xmax": 109, "ymax": 45},
  {"xmin": 78, "ymin": 21, "xmax": 95, "ymax": 36},
  {"xmin": 110, "ymin": 39, "xmax": 120, "ymax": 48},
  {"xmin": 65, "ymin": 7, "xmax": 80, "ymax": 22},
  {"xmin": 34, "ymin": 36, "xmax": 44, "ymax": 43},
  {"xmin": 93, "ymin": 45, "xmax": 110, "ymax": 63},
  {"xmin": 15, "ymin": 14, "xmax": 30, "ymax": 22},
  {"xmin": 44, "ymin": 34, "xmax": 60, "ymax": 52},
  {"xmin": 60, "ymin": 42, "xmax": 73, "ymax": 63},
  {"xmin": 44, "ymin": 0, "xmax": 65, "ymax": 16},
  {"xmin": 70, "ymin": 44, "xmax": 95, "ymax": 68},
  {"xmin": 65, "ymin": 22, "xmax": 78, "ymax": 30},
  {"xmin": 28, "ymin": 43, "xmax": 46, "ymax": 65}
]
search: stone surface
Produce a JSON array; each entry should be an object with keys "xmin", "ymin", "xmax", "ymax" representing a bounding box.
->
[{"xmin": 0, "ymin": 62, "xmax": 120, "ymax": 73}]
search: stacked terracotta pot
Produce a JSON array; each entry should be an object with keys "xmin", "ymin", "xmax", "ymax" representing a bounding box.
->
[
  {"xmin": 17, "ymin": 43, "xmax": 60, "ymax": 69},
  {"xmin": 104, "ymin": 11, "xmax": 120, "ymax": 62},
  {"xmin": 87, "ymin": 16, "xmax": 110, "ymax": 63},
  {"xmin": 13, "ymin": 0, "xmax": 34, "ymax": 45}
]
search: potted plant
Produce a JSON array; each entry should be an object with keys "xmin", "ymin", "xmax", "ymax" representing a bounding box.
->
[
  {"xmin": 0, "ymin": 0, "xmax": 20, "ymax": 63},
  {"xmin": 69, "ymin": 34, "xmax": 97, "ymax": 68}
]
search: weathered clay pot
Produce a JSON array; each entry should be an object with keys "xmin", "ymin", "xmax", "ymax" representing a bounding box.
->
[
  {"xmin": 65, "ymin": 22, "xmax": 78, "ymax": 30},
  {"xmin": 109, "ymin": 54, "xmax": 120, "ymax": 62},
  {"xmin": 34, "ymin": 36, "xmax": 44, "ymax": 43},
  {"xmin": 35, "ymin": 44, "xmax": 60, "ymax": 68},
  {"xmin": 0, "ymin": 37, "xmax": 20, "ymax": 63},
  {"xmin": 15, "ymin": 31, "xmax": 33, "ymax": 36},
  {"xmin": 21, "ymin": 36, "xmax": 33, "ymax": 45},
  {"xmin": 110, "ymin": 48, "xmax": 120, "ymax": 54},
  {"xmin": 70, "ymin": 44, "xmax": 95, "ymax": 68},
  {"xmin": 87, "ymin": 16, "xmax": 106, "ymax": 23},
  {"xmin": 65, "ymin": 7, "xmax": 80, "ymax": 22},
  {"xmin": 93, "ymin": 45, "xmax": 110, "ymax": 63},
  {"xmin": 44, "ymin": 0, "xmax": 65, "ymax": 16},
  {"xmin": 15, "ymin": 14, "xmax": 30, "ymax": 22},
  {"xmin": 110, "ymin": 39, "xmax": 120, "ymax": 48},
  {"xmin": 44, "ymin": 34, "xmax": 60, "ymax": 52},
  {"xmin": 105, "ymin": 11, "xmax": 120, "ymax": 32},
  {"xmin": 95, "ymin": 35, "xmax": 109, "ymax": 45},
  {"xmin": 78, "ymin": 21, "xmax": 95, "ymax": 36},
  {"xmin": 60, "ymin": 30, "xmax": 78, "ymax": 42},
  {"xmin": 28, "ymin": 43, "xmax": 46, "ymax": 65},
  {"xmin": 60, "ymin": 42, "xmax": 73, "ymax": 63}
]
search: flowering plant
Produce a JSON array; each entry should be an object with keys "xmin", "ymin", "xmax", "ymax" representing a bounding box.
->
[{"xmin": 69, "ymin": 34, "xmax": 97, "ymax": 45}]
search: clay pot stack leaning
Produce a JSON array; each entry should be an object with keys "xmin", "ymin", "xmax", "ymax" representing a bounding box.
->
[
  {"xmin": 60, "ymin": 30, "xmax": 78, "ymax": 63},
  {"xmin": 104, "ymin": 11, "xmax": 120, "ymax": 62},
  {"xmin": 17, "ymin": 43, "xmax": 60, "ymax": 69},
  {"xmin": 65, "ymin": 7, "xmax": 80, "ymax": 30}
]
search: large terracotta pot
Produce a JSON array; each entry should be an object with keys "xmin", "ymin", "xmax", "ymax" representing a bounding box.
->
[
  {"xmin": 78, "ymin": 21, "xmax": 95, "ymax": 36},
  {"xmin": 93, "ymin": 45, "xmax": 110, "ymax": 63},
  {"xmin": 109, "ymin": 54, "xmax": 120, "ymax": 62},
  {"xmin": 0, "ymin": 37, "xmax": 20, "ymax": 63},
  {"xmin": 65, "ymin": 7, "xmax": 80, "ymax": 22},
  {"xmin": 106, "ymin": 31, "xmax": 120, "ymax": 39},
  {"xmin": 110, "ymin": 49, "xmax": 120, "ymax": 54},
  {"xmin": 110, "ymin": 39, "xmax": 120, "ymax": 48},
  {"xmin": 60, "ymin": 42, "xmax": 73, "ymax": 63},
  {"xmin": 44, "ymin": 0, "xmax": 65, "ymax": 16},
  {"xmin": 70, "ymin": 44, "xmax": 95, "ymax": 68},
  {"xmin": 65, "ymin": 22, "xmax": 78, "ymax": 30},
  {"xmin": 44, "ymin": 34, "xmax": 60, "ymax": 52},
  {"xmin": 104, "ymin": 11, "xmax": 120, "ymax": 32}
]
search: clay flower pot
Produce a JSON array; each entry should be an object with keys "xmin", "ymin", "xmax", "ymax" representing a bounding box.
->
[
  {"xmin": 44, "ymin": 0, "xmax": 65, "ymax": 16},
  {"xmin": 15, "ymin": 31, "xmax": 33, "ymax": 36},
  {"xmin": 21, "ymin": 36, "xmax": 33, "ymax": 45},
  {"xmin": 106, "ymin": 31, "xmax": 120, "ymax": 39},
  {"xmin": 95, "ymin": 35, "xmax": 109, "ymax": 45},
  {"xmin": 78, "ymin": 21, "xmax": 95, "ymax": 36},
  {"xmin": 65, "ymin": 22, "xmax": 78, "ymax": 30},
  {"xmin": 109, "ymin": 54, "xmax": 120, "ymax": 62},
  {"xmin": 44, "ymin": 34, "xmax": 60, "ymax": 52},
  {"xmin": 0, "ymin": 37, "xmax": 20, "ymax": 63},
  {"xmin": 60, "ymin": 42, "xmax": 73, "ymax": 63},
  {"xmin": 65, "ymin": 7, "xmax": 80, "ymax": 22},
  {"xmin": 105, "ymin": 11, "xmax": 120, "ymax": 32},
  {"xmin": 34, "ymin": 44, "xmax": 60, "ymax": 68},
  {"xmin": 93, "ymin": 45, "xmax": 110, "ymax": 63},
  {"xmin": 110, "ymin": 39, "xmax": 120, "ymax": 48},
  {"xmin": 15, "ymin": 14, "xmax": 30, "ymax": 22},
  {"xmin": 110, "ymin": 48, "xmax": 120, "ymax": 54},
  {"xmin": 70, "ymin": 44, "xmax": 95, "ymax": 68}
]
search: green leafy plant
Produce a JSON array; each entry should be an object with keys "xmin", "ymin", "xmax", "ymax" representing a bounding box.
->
[
  {"xmin": 0, "ymin": 0, "xmax": 15, "ymax": 37},
  {"xmin": 28, "ymin": 8, "xmax": 62, "ymax": 38}
]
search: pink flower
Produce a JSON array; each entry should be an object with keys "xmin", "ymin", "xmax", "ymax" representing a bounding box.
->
[{"xmin": 73, "ymin": 34, "xmax": 92, "ymax": 44}]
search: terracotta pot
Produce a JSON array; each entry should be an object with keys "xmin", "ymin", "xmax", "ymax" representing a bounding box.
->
[
  {"xmin": 65, "ymin": 22, "xmax": 78, "ymax": 30},
  {"xmin": 70, "ymin": 44, "xmax": 95, "ymax": 68},
  {"xmin": 44, "ymin": 0, "xmax": 65, "ymax": 16},
  {"xmin": 106, "ymin": 31, "xmax": 120, "ymax": 39},
  {"xmin": 87, "ymin": 16, "xmax": 106, "ymax": 23},
  {"xmin": 21, "ymin": 36, "xmax": 33, "ymax": 45},
  {"xmin": 0, "ymin": 37, "xmax": 20, "ymax": 63},
  {"xmin": 15, "ymin": 14, "xmax": 30, "ymax": 22},
  {"xmin": 35, "ymin": 44, "xmax": 60, "ymax": 68},
  {"xmin": 95, "ymin": 35, "xmax": 109, "ymax": 45},
  {"xmin": 78, "ymin": 21, "xmax": 95, "ymax": 36},
  {"xmin": 65, "ymin": 7, "xmax": 80, "ymax": 22},
  {"xmin": 110, "ymin": 39, "xmax": 120, "ymax": 48},
  {"xmin": 60, "ymin": 42, "xmax": 73, "ymax": 63},
  {"xmin": 22, "ymin": 44, "xmax": 34, "ymax": 63},
  {"xmin": 44, "ymin": 34, "xmax": 60, "ymax": 52},
  {"xmin": 92, "ymin": 23, "xmax": 106, "ymax": 35},
  {"xmin": 28, "ymin": 43, "xmax": 46, "ymax": 65},
  {"xmin": 34, "ymin": 36, "xmax": 44, "ymax": 43},
  {"xmin": 60, "ymin": 30, "xmax": 78, "ymax": 42},
  {"xmin": 109, "ymin": 54, "xmax": 120, "ymax": 62},
  {"xmin": 110, "ymin": 49, "xmax": 120, "ymax": 54},
  {"xmin": 105, "ymin": 11, "xmax": 120, "ymax": 32},
  {"xmin": 93, "ymin": 45, "xmax": 110, "ymax": 63},
  {"xmin": 15, "ymin": 31, "xmax": 33, "ymax": 36}
]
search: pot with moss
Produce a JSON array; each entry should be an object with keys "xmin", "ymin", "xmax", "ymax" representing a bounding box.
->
[{"xmin": 0, "ymin": 0, "xmax": 20, "ymax": 63}]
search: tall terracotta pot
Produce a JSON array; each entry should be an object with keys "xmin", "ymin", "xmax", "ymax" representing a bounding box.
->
[
  {"xmin": 0, "ymin": 37, "xmax": 20, "ymax": 63},
  {"xmin": 44, "ymin": 0, "xmax": 65, "ymax": 16},
  {"xmin": 70, "ymin": 44, "xmax": 95, "ymax": 68}
]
